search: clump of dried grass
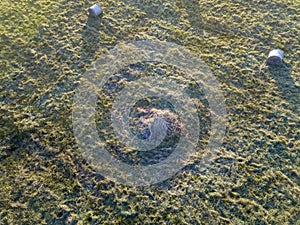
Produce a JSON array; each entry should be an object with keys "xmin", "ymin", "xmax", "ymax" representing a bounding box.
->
[{"xmin": 137, "ymin": 108, "xmax": 182, "ymax": 141}]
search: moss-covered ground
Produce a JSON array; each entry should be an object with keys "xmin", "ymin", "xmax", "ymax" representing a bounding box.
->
[{"xmin": 0, "ymin": 0, "xmax": 299, "ymax": 224}]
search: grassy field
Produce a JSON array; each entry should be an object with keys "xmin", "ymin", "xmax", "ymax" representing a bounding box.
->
[{"xmin": 0, "ymin": 0, "xmax": 299, "ymax": 224}]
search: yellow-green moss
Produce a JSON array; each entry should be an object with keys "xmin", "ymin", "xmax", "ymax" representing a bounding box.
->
[{"xmin": 0, "ymin": 0, "xmax": 299, "ymax": 224}]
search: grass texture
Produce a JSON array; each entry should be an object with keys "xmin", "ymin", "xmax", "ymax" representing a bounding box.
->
[{"xmin": 0, "ymin": 0, "xmax": 299, "ymax": 224}]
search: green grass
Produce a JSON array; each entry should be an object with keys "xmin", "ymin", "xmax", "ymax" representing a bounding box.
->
[{"xmin": 0, "ymin": 0, "xmax": 299, "ymax": 224}]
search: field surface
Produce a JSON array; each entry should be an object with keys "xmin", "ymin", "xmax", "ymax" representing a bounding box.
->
[{"xmin": 0, "ymin": 0, "xmax": 299, "ymax": 224}]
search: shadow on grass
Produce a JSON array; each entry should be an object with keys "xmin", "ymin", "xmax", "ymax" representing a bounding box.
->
[
  {"xmin": 178, "ymin": 0, "xmax": 235, "ymax": 38},
  {"xmin": 79, "ymin": 15, "xmax": 102, "ymax": 67},
  {"xmin": 268, "ymin": 64, "xmax": 299, "ymax": 113}
]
